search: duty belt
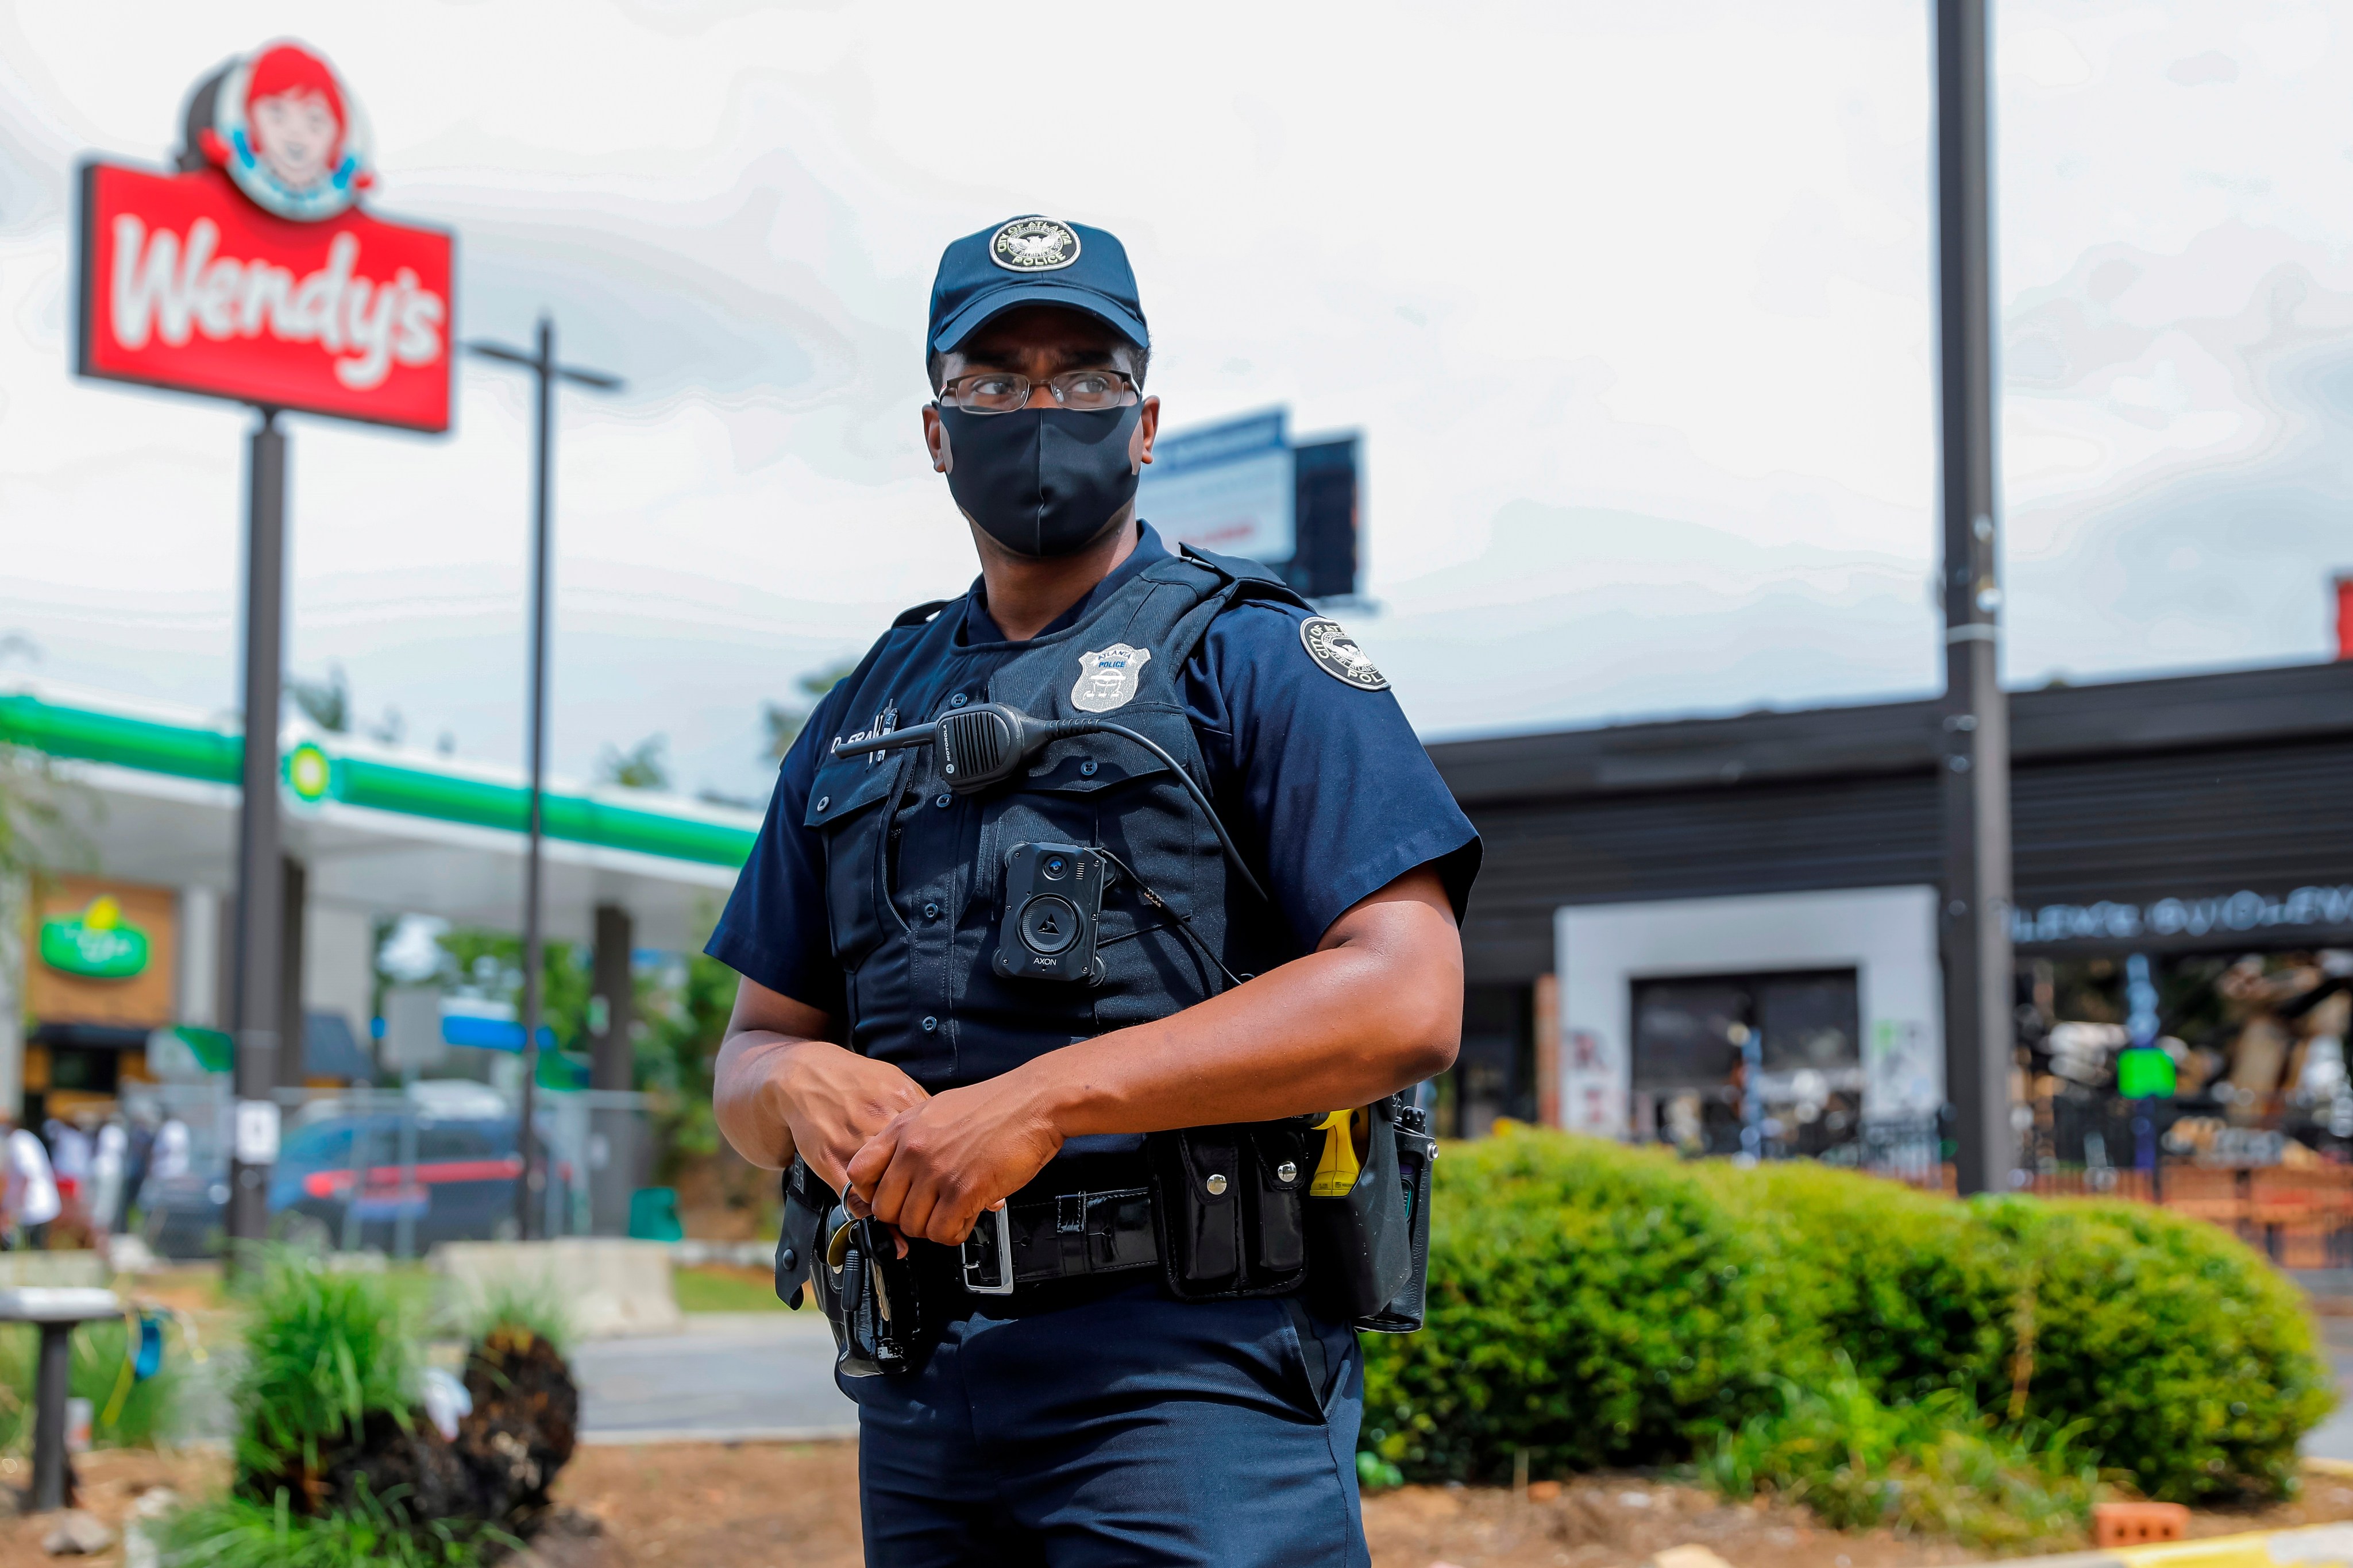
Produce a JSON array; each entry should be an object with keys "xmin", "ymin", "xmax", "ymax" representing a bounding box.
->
[{"xmin": 959, "ymin": 1182, "xmax": 1158, "ymax": 1295}]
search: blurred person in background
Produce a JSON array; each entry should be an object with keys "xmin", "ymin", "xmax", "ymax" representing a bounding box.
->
[
  {"xmin": 43, "ymin": 1113, "xmax": 89, "ymax": 1222},
  {"xmin": 3, "ymin": 1118, "xmax": 60, "ymax": 1250},
  {"xmin": 89, "ymin": 1117, "xmax": 128, "ymax": 1237},
  {"xmin": 711, "ymin": 215, "xmax": 1479, "ymax": 1565}
]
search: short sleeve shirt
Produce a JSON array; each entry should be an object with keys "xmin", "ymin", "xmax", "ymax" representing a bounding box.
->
[{"xmin": 707, "ymin": 523, "xmax": 1479, "ymax": 1019}]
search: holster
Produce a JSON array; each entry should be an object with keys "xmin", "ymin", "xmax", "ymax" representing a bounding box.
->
[
  {"xmin": 776, "ymin": 1159, "xmax": 934, "ymax": 1377},
  {"xmin": 1305, "ymin": 1096, "xmax": 1436, "ymax": 1332}
]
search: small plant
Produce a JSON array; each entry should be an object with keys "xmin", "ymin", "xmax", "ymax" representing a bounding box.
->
[
  {"xmin": 446, "ymin": 1278, "xmax": 573, "ymax": 1356},
  {"xmin": 232, "ymin": 1250, "xmax": 425, "ymax": 1509},
  {"xmin": 1703, "ymin": 1359, "xmax": 2103, "ymax": 1552}
]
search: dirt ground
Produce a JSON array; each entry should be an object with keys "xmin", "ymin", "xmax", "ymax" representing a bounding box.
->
[
  {"xmin": 547, "ymin": 1444, "xmax": 2353, "ymax": 1568},
  {"xmin": 10, "ymin": 1442, "xmax": 2353, "ymax": 1566}
]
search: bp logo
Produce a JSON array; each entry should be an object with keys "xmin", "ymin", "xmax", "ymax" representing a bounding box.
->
[
  {"xmin": 990, "ymin": 217, "xmax": 1081, "ymax": 272},
  {"xmin": 287, "ymin": 740, "xmax": 332, "ymax": 802},
  {"xmin": 39, "ymin": 895, "xmax": 150, "ymax": 980},
  {"xmin": 1299, "ymin": 617, "xmax": 1390, "ymax": 692}
]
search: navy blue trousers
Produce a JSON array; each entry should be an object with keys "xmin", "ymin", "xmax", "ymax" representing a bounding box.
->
[{"xmin": 846, "ymin": 1281, "xmax": 1367, "ymax": 1566}]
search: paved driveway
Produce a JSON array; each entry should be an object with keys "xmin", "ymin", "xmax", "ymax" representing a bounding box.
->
[{"xmin": 574, "ymin": 1312, "xmax": 857, "ymax": 1445}]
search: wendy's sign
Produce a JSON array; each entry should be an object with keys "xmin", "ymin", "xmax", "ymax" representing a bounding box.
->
[{"xmin": 75, "ymin": 41, "xmax": 452, "ymax": 432}]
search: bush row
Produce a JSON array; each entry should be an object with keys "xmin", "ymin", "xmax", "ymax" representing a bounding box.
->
[{"xmin": 1358, "ymin": 1130, "xmax": 2333, "ymax": 1502}]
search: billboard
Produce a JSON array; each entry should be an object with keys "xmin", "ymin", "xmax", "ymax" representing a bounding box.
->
[
  {"xmin": 74, "ymin": 42, "xmax": 453, "ymax": 431},
  {"xmin": 1140, "ymin": 409, "xmax": 1296, "ymax": 564}
]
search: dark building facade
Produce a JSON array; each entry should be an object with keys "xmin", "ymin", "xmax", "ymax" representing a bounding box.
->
[{"xmin": 1422, "ymin": 661, "xmax": 2353, "ymax": 1140}]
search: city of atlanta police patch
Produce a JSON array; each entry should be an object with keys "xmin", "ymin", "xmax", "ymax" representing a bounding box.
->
[
  {"xmin": 1299, "ymin": 617, "xmax": 1390, "ymax": 691},
  {"xmin": 990, "ymin": 217, "xmax": 1082, "ymax": 272},
  {"xmin": 1072, "ymin": 643, "xmax": 1151, "ymax": 712}
]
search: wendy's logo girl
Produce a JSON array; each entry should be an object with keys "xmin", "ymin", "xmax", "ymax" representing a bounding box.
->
[{"xmin": 183, "ymin": 41, "xmax": 375, "ymax": 222}]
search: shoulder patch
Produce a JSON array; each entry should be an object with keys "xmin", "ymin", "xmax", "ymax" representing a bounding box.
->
[{"xmin": 1299, "ymin": 617, "xmax": 1390, "ymax": 691}]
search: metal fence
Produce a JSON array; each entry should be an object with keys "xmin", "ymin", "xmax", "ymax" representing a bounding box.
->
[{"xmin": 120, "ymin": 1078, "xmax": 654, "ymax": 1261}]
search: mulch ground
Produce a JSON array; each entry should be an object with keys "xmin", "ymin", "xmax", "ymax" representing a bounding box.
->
[{"xmin": 11, "ymin": 1441, "xmax": 2353, "ymax": 1566}]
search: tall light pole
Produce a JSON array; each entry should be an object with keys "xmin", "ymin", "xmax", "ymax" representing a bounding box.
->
[
  {"xmin": 1935, "ymin": 0, "xmax": 2016, "ymax": 1195},
  {"xmin": 227, "ymin": 408, "xmax": 287, "ymax": 1260},
  {"xmin": 465, "ymin": 318, "xmax": 622, "ymax": 1239}
]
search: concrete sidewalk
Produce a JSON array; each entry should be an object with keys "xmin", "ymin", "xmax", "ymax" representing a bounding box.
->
[{"xmin": 573, "ymin": 1310, "xmax": 856, "ymax": 1446}]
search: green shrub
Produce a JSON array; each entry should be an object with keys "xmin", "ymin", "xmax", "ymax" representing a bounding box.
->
[
  {"xmin": 233, "ymin": 1254, "xmax": 421, "ymax": 1489},
  {"xmin": 1704, "ymin": 1358, "xmax": 2100, "ymax": 1552},
  {"xmin": 148, "ymin": 1489, "xmax": 504, "ymax": 1568},
  {"xmin": 1360, "ymin": 1134, "xmax": 1780, "ymax": 1481},
  {"xmin": 1978, "ymin": 1196, "xmax": 2333, "ymax": 1502},
  {"xmin": 1363, "ymin": 1129, "xmax": 2332, "ymax": 1507},
  {"xmin": 1696, "ymin": 1160, "xmax": 2016, "ymax": 1407}
]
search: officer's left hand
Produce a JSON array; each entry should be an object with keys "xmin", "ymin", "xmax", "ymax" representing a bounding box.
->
[{"xmin": 845, "ymin": 1076, "xmax": 1064, "ymax": 1246}]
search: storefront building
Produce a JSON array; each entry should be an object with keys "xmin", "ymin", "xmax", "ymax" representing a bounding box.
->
[{"xmin": 1426, "ymin": 659, "xmax": 2353, "ymax": 1150}]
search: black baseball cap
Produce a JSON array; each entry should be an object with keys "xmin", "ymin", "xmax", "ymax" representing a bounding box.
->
[{"xmin": 927, "ymin": 215, "xmax": 1149, "ymax": 358}]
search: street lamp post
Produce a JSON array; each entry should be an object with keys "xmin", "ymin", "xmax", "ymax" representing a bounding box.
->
[
  {"xmin": 1935, "ymin": 0, "xmax": 2016, "ymax": 1195},
  {"xmin": 465, "ymin": 318, "xmax": 622, "ymax": 1240}
]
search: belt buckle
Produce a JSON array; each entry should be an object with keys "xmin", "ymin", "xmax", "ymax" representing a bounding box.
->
[{"xmin": 961, "ymin": 1204, "xmax": 1016, "ymax": 1296}]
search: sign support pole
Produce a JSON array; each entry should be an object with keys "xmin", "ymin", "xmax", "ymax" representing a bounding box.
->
[
  {"xmin": 517, "ymin": 317, "xmax": 554, "ymax": 1242},
  {"xmin": 1936, "ymin": 0, "xmax": 2016, "ymax": 1195},
  {"xmin": 229, "ymin": 408, "xmax": 287, "ymax": 1256},
  {"xmin": 465, "ymin": 319, "xmax": 622, "ymax": 1242}
]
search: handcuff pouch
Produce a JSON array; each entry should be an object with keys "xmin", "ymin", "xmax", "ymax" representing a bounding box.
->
[{"xmin": 1146, "ymin": 1122, "xmax": 1311, "ymax": 1300}]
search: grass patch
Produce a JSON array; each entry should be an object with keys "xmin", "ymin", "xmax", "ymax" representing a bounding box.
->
[
  {"xmin": 673, "ymin": 1265, "xmax": 788, "ymax": 1314},
  {"xmin": 147, "ymin": 1489, "xmax": 508, "ymax": 1567},
  {"xmin": 1703, "ymin": 1360, "xmax": 2103, "ymax": 1552}
]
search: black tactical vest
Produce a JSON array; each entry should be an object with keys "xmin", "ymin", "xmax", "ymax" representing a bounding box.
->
[{"xmin": 802, "ymin": 546, "xmax": 1308, "ymax": 1101}]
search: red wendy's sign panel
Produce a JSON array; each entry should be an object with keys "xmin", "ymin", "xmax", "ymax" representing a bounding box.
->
[{"xmin": 76, "ymin": 161, "xmax": 453, "ymax": 432}]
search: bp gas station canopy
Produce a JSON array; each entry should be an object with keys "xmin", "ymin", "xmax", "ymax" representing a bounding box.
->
[{"xmin": 1, "ymin": 682, "xmax": 761, "ymax": 951}]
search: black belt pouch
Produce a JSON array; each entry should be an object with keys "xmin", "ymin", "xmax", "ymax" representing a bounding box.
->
[
  {"xmin": 1147, "ymin": 1122, "xmax": 1310, "ymax": 1300},
  {"xmin": 1305, "ymin": 1097, "xmax": 1419, "ymax": 1326},
  {"xmin": 1353, "ymin": 1107, "xmax": 1434, "ymax": 1334},
  {"xmin": 773, "ymin": 1157, "xmax": 830, "ymax": 1310}
]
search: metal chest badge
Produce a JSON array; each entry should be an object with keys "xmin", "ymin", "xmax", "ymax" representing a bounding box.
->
[
  {"xmin": 1071, "ymin": 643, "xmax": 1151, "ymax": 712},
  {"xmin": 1299, "ymin": 617, "xmax": 1390, "ymax": 691}
]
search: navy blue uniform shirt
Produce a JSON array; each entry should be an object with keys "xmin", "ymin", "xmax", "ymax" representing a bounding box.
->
[{"xmin": 707, "ymin": 523, "xmax": 1479, "ymax": 1024}]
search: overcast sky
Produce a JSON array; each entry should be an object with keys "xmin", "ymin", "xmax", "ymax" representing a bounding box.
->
[{"xmin": 2, "ymin": 1, "xmax": 2348, "ymax": 804}]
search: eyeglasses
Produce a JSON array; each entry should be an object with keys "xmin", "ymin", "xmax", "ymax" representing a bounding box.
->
[{"xmin": 936, "ymin": 368, "xmax": 1139, "ymax": 415}]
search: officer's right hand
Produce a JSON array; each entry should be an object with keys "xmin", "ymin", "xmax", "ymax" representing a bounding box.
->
[
  {"xmin": 774, "ymin": 1041, "xmax": 931, "ymax": 1204},
  {"xmin": 711, "ymin": 978, "xmax": 929, "ymax": 1197}
]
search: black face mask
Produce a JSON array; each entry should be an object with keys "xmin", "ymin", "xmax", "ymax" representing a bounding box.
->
[{"xmin": 936, "ymin": 403, "xmax": 1143, "ymax": 559}]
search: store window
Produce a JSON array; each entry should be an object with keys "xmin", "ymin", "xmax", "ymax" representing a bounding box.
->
[
  {"xmin": 1436, "ymin": 983, "xmax": 1536, "ymax": 1139},
  {"xmin": 1629, "ymin": 969, "xmax": 1862, "ymax": 1158}
]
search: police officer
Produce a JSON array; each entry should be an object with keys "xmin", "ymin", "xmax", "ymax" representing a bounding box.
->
[{"xmin": 708, "ymin": 214, "xmax": 1479, "ymax": 1566}]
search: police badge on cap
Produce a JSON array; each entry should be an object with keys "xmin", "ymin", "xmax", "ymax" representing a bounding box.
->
[
  {"xmin": 1072, "ymin": 643, "xmax": 1150, "ymax": 712},
  {"xmin": 991, "ymin": 217, "xmax": 1082, "ymax": 272},
  {"xmin": 1299, "ymin": 618, "xmax": 1390, "ymax": 692}
]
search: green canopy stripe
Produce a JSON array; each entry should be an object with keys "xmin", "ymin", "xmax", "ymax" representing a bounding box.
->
[{"xmin": 0, "ymin": 693, "xmax": 755, "ymax": 869}]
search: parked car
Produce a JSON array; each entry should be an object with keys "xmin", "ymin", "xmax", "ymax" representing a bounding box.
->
[{"xmin": 140, "ymin": 1105, "xmax": 572, "ymax": 1258}]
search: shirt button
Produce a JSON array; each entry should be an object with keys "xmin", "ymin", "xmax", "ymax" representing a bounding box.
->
[
  {"xmin": 935, "ymin": 793, "xmax": 952, "ymax": 808},
  {"xmin": 923, "ymin": 902, "xmax": 941, "ymax": 920},
  {"xmin": 815, "ymin": 795, "xmax": 830, "ymax": 812},
  {"xmin": 920, "ymin": 1015, "xmax": 939, "ymax": 1033},
  {"xmin": 1079, "ymin": 759, "xmax": 1097, "ymax": 777},
  {"xmin": 949, "ymin": 693, "xmax": 969, "ymax": 708}
]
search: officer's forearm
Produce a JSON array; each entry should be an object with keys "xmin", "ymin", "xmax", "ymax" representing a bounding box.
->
[
  {"xmin": 712, "ymin": 1030, "xmax": 823, "ymax": 1171},
  {"xmin": 1021, "ymin": 867, "xmax": 1463, "ymax": 1138}
]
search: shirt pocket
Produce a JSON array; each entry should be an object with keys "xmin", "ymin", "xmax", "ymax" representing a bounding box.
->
[{"xmin": 803, "ymin": 751, "xmax": 905, "ymax": 972}]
